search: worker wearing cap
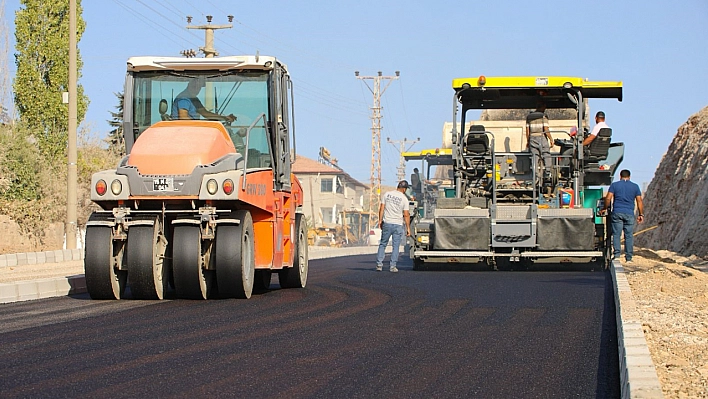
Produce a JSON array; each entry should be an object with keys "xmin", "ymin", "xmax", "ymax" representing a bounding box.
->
[
  {"xmin": 375, "ymin": 180, "xmax": 411, "ymax": 273},
  {"xmin": 583, "ymin": 111, "xmax": 610, "ymax": 146}
]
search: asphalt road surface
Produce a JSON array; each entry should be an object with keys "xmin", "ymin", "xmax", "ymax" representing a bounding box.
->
[{"xmin": 0, "ymin": 255, "xmax": 619, "ymax": 398}]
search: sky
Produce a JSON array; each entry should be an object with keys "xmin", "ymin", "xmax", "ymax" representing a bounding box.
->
[{"xmin": 3, "ymin": 0, "xmax": 707, "ymax": 189}]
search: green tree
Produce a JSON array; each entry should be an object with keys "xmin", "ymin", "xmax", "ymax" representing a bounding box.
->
[
  {"xmin": 107, "ymin": 91, "xmax": 125, "ymax": 156},
  {"xmin": 0, "ymin": 126, "xmax": 42, "ymax": 201},
  {"xmin": 13, "ymin": 0, "xmax": 89, "ymax": 161}
]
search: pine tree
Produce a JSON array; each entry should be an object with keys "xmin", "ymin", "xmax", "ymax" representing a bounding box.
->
[
  {"xmin": 107, "ymin": 91, "xmax": 125, "ymax": 156},
  {"xmin": 13, "ymin": 0, "xmax": 89, "ymax": 160}
]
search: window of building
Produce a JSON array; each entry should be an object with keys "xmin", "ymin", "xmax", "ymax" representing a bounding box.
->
[{"xmin": 321, "ymin": 178, "xmax": 333, "ymax": 193}]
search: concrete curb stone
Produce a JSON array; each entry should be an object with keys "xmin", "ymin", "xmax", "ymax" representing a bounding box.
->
[
  {"xmin": 610, "ymin": 260, "xmax": 664, "ymax": 398},
  {"xmin": 0, "ymin": 249, "xmax": 83, "ymax": 270}
]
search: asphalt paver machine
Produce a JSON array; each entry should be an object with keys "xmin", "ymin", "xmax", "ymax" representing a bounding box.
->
[{"xmin": 411, "ymin": 76, "xmax": 624, "ymax": 270}]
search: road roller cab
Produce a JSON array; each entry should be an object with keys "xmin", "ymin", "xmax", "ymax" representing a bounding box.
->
[{"xmin": 85, "ymin": 55, "xmax": 308, "ymax": 300}]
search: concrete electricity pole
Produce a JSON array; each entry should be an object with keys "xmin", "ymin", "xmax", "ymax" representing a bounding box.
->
[
  {"xmin": 185, "ymin": 15, "xmax": 233, "ymax": 58},
  {"xmin": 387, "ymin": 137, "xmax": 420, "ymax": 182},
  {"xmin": 355, "ymin": 70, "xmax": 399, "ymax": 227},
  {"xmin": 185, "ymin": 15, "xmax": 232, "ymax": 111},
  {"xmin": 66, "ymin": 0, "xmax": 77, "ymax": 249}
]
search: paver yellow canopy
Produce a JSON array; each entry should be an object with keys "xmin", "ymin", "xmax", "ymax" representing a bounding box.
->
[
  {"xmin": 409, "ymin": 76, "xmax": 624, "ymax": 269},
  {"xmin": 84, "ymin": 55, "xmax": 308, "ymax": 300}
]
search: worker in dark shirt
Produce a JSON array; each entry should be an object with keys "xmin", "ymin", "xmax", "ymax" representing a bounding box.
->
[{"xmin": 604, "ymin": 169, "xmax": 644, "ymax": 264}]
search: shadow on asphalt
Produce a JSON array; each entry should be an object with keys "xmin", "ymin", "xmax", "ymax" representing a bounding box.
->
[
  {"xmin": 343, "ymin": 254, "xmax": 606, "ymax": 273},
  {"xmin": 595, "ymin": 269, "xmax": 621, "ymax": 398}
]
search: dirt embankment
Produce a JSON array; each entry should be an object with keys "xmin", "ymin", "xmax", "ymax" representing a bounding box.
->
[
  {"xmin": 0, "ymin": 215, "xmax": 64, "ymax": 254},
  {"xmin": 626, "ymin": 250, "xmax": 708, "ymax": 398},
  {"xmin": 626, "ymin": 107, "xmax": 708, "ymax": 398},
  {"xmin": 636, "ymin": 106, "xmax": 708, "ymax": 257}
]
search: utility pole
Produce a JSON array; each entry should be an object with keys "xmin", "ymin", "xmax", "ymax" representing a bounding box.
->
[
  {"xmin": 66, "ymin": 0, "xmax": 77, "ymax": 249},
  {"xmin": 185, "ymin": 15, "xmax": 233, "ymax": 58},
  {"xmin": 355, "ymin": 70, "xmax": 399, "ymax": 227},
  {"xmin": 387, "ymin": 137, "xmax": 419, "ymax": 182},
  {"xmin": 184, "ymin": 15, "xmax": 233, "ymax": 110}
]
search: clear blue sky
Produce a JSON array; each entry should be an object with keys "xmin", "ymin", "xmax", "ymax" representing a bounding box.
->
[{"xmin": 4, "ymin": 0, "xmax": 708, "ymax": 188}]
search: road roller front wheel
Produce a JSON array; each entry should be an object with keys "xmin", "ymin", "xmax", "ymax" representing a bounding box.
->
[
  {"xmin": 215, "ymin": 210, "xmax": 255, "ymax": 299},
  {"xmin": 125, "ymin": 220, "xmax": 168, "ymax": 300},
  {"xmin": 172, "ymin": 225, "xmax": 214, "ymax": 300},
  {"xmin": 85, "ymin": 226, "xmax": 126, "ymax": 300}
]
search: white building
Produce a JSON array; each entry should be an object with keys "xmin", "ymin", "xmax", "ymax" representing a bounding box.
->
[{"xmin": 292, "ymin": 155, "xmax": 368, "ymax": 227}]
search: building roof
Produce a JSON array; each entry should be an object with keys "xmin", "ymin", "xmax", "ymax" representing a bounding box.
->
[
  {"xmin": 293, "ymin": 155, "xmax": 368, "ymax": 188},
  {"xmin": 293, "ymin": 155, "xmax": 340, "ymax": 174}
]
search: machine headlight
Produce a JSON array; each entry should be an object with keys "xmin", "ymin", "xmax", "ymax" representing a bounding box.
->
[
  {"xmin": 417, "ymin": 235, "xmax": 429, "ymax": 244},
  {"xmin": 110, "ymin": 179, "xmax": 122, "ymax": 195},
  {"xmin": 207, "ymin": 179, "xmax": 218, "ymax": 195}
]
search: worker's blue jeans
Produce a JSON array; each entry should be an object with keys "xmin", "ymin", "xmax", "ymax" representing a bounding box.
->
[
  {"xmin": 611, "ymin": 212, "xmax": 635, "ymax": 261},
  {"xmin": 376, "ymin": 223, "xmax": 404, "ymax": 268}
]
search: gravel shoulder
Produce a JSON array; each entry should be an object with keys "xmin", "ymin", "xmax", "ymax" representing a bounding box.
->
[{"xmin": 624, "ymin": 248, "xmax": 708, "ymax": 398}]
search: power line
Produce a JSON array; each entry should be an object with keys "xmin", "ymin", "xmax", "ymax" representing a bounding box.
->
[
  {"xmin": 173, "ymin": 0, "xmax": 205, "ymax": 20},
  {"xmin": 297, "ymin": 92, "xmax": 369, "ymax": 118},
  {"xmin": 134, "ymin": 0, "xmax": 203, "ymax": 41},
  {"xmin": 183, "ymin": 1, "xmax": 361, "ymax": 71},
  {"xmin": 293, "ymin": 77, "xmax": 369, "ymax": 108},
  {"xmin": 151, "ymin": 0, "xmax": 184, "ymax": 21},
  {"xmin": 111, "ymin": 0, "xmax": 198, "ymax": 49},
  {"xmin": 122, "ymin": 2, "xmax": 365, "ymax": 117},
  {"xmin": 397, "ymin": 79, "xmax": 414, "ymax": 138}
]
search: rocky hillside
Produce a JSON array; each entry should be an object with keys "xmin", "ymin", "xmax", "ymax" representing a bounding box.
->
[{"xmin": 636, "ymin": 106, "xmax": 708, "ymax": 257}]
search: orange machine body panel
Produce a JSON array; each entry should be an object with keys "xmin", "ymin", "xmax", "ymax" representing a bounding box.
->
[
  {"xmin": 127, "ymin": 121, "xmax": 236, "ymax": 176},
  {"xmin": 239, "ymin": 171, "xmax": 303, "ymax": 270}
]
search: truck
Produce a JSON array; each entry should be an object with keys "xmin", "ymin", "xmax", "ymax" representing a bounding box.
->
[
  {"xmin": 410, "ymin": 76, "xmax": 624, "ymax": 270},
  {"xmin": 84, "ymin": 55, "xmax": 308, "ymax": 300}
]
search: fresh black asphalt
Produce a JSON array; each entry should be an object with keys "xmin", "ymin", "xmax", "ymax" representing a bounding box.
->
[{"xmin": 0, "ymin": 254, "xmax": 619, "ymax": 398}]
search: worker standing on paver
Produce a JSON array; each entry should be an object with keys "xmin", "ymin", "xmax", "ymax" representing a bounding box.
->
[
  {"xmin": 411, "ymin": 168, "xmax": 422, "ymax": 200},
  {"xmin": 375, "ymin": 181, "xmax": 411, "ymax": 273},
  {"xmin": 526, "ymin": 100, "xmax": 554, "ymax": 180},
  {"xmin": 604, "ymin": 169, "xmax": 644, "ymax": 264}
]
